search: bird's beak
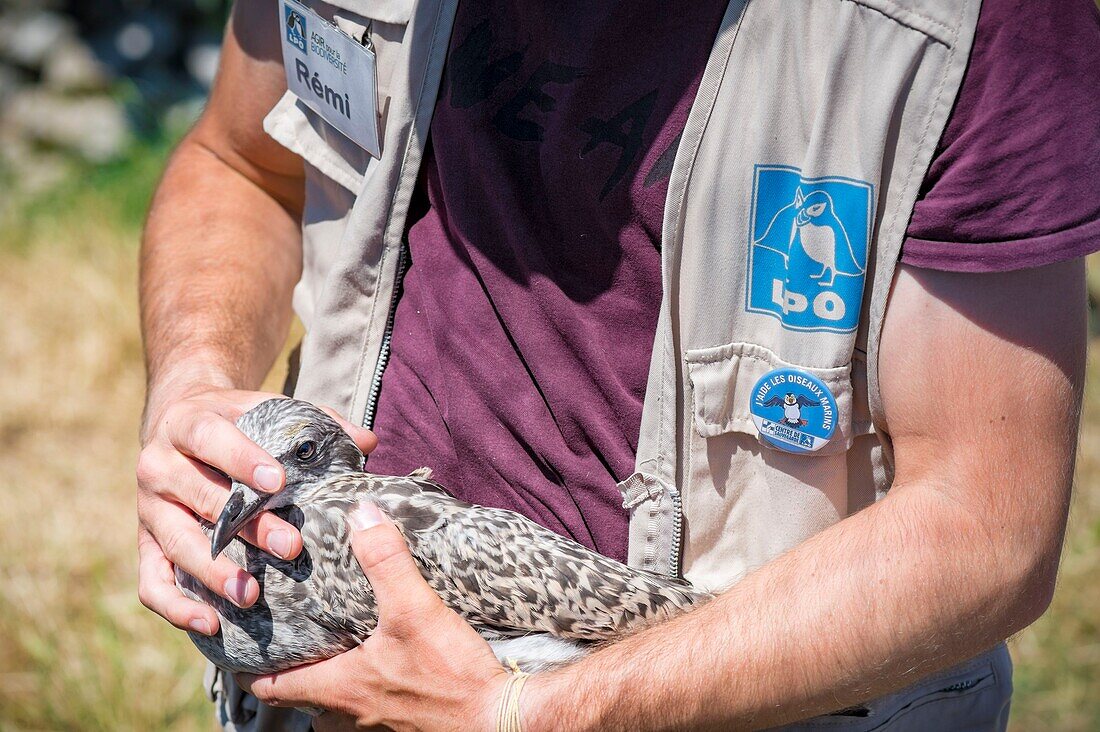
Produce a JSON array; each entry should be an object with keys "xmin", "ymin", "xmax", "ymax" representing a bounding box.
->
[{"xmin": 211, "ymin": 482, "xmax": 270, "ymax": 559}]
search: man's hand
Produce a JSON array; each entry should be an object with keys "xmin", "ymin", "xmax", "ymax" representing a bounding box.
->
[
  {"xmin": 137, "ymin": 0, "xmax": 333, "ymax": 637},
  {"xmin": 238, "ymin": 502, "xmax": 509, "ymax": 730},
  {"xmin": 137, "ymin": 386, "xmax": 377, "ymax": 636}
]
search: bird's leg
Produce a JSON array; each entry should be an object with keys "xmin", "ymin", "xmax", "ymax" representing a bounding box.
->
[{"xmin": 810, "ymin": 265, "xmax": 835, "ymax": 287}]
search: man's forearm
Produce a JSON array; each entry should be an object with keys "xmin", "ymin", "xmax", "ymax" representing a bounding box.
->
[
  {"xmin": 140, "ymin": 135, "xmax": 302, "ymax": 416},
  {"xmin": 525, "ymin": 482, "xmax": 1057, "ymax": 730},
  {"xmin": 522, "ymin": 262, "xmax": 1080, "ymax": 731}
]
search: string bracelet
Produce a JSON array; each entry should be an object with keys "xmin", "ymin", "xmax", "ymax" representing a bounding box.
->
[{"xmin": 495, "ymin": 660, "xmax": 532, "ymax": 732}]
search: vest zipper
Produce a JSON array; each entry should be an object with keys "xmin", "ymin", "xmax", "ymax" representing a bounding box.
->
[
  {"xmin": 668, "ymin": 487, "xmax": 683, "ymax": 576},
  {"xmin": 362, "ymin": 242, "xmax": 408, "ymax": 430}
]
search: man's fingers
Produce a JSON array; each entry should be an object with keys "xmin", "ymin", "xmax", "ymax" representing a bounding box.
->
[
  {"xmin": 139, "ymin": 448, "xmax": 302, "ymax": 559},
  {"xmin": 162, "ymin": 404, "xmax": 285, "ymax": 494},
  {"xmin": 137, "ymin": 527, "xmax": 220, "ymax": 634},
  {"xmin": 237, "ymin": 655, "xmax": 357, "ymax": 711},
  {"xmin": 182, "ymin": 454, "xmax": 303, "ymax": 559},
  {"xmin": 145, "ymin": 500, "xmax": 259, "ymax": 608},
  {"xmin": 240, "ymin": 510, "xmax": 304, "ymax": 561},
  {"xmin": 348, "ymin": 502, "xmax": 441, "ymax": 624},
  {"xmin": 139, "ymin": 445, "xmax": 229, "ymax": 514},
  {"xmin": 319, "ymin": 405, "xmax": 378, "ymax": 455}
]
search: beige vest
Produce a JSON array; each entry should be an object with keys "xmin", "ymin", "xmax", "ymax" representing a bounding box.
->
[
  {"xmin": 269, "ymin": 0, "xmax": 980, "ymax": 592},
  {"xmin": 211, "ymin": 3, "xmax": 1019, "ymax": 729}
]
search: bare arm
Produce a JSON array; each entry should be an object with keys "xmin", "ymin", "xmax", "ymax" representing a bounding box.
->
[
  {"xmin": 141, "ymin": 0, "xmax": 303, "ymax": 408},
  {"xmin": 137, "ymin": 0, "xmax": 374, "ymax": 636},
  {"xmin": 520, "ymin": 260, "xmax": 1083, "ymax": 730}
]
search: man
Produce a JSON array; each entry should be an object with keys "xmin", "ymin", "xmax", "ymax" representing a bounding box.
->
[{"xmin": 137, "ymin": 0, "xmax": 1100, "ymax": 728}]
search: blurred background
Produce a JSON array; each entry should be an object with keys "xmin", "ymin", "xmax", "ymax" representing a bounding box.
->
[{"xmin": 0, "ymin": 0, "xmax": 1097, "ymax": 729}]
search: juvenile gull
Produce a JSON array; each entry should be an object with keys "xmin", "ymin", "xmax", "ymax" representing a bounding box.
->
[{"xmin": 176, "ymin": 398, "xmax": 708, "ymax": 675}]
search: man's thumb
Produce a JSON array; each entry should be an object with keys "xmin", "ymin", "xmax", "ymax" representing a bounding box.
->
[{"xmin": 347, "ymin": 501, "xmax": 437, "ymax": 618}]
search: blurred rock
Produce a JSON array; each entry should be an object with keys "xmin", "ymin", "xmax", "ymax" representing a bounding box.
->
[
  {"xmin": 0, "ymin": 10, "xmax": 76, "ymax": 69},
  {"xmin": 164, "ymin": 96, "xmax": 206, "ymax": 134},
  {"xmin": 116, "ymin": 21, "xmax": 155, "ymax": 62},
  {"xmin": 91, "ymin": 10, "xmax": 181, "ymax": 74},
  {"xmin": 185, "ymin": 40, "xmax": 220, "ymax": 90},
  {"xmin": 0, "ymin": 63, "xmax": 24, "ymax": 104},
  {"xmin": 4, "ymin": 90, "xmax": 130, "ymax": 163},
  {"xmin": 0, "ymin": 2, "xmax": 229, "ymax": 191},
  {"xmin": 43, "ymin": 38, "xmax": 112, "ymax": 92},
  {"xmin": 0, "ymin": 133, "xmax": 73, "ymax": 195}
]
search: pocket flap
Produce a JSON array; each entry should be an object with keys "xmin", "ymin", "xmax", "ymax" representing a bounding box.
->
[
  {"xmin": 684, "ymin": 342, "xmax": 869, "ymax": 446},
  {"xmin": 325, "ymin": 0, "xmax": 414, "ymax": 25},
  {"xmin": 264, "ymin": 90, "xmax": 370, "ymax": 193}
]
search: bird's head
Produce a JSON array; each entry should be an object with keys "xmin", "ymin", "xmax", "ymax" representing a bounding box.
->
[
  {"xmin": 794, "ymin": 188, "xmax": 833, "ymax": 226},
  {"xmin": 210, "ymin": 398, "xmax": 365, "ymax": 558},
  {"xmin": 783, "ymin": 393, "xmax": 797, "ymax": 406}
]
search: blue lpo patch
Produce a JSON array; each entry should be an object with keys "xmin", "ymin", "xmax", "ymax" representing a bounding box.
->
[
  {"xmin": 750, "ymin": 368, "xmax": 838, "ymax": 454},
  {"xmin": 747, "ymin": 165, "xmax": 874, "ymax": 333},
  {"xmin": 285, "ymin": 4, "xmax": 307, "ymax": 54}
]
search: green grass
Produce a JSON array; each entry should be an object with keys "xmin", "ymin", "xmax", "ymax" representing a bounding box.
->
[
  {"xmin": 1009, "ymin": 358, "xmax": 1100, "ymax": 729},
  {"xmin": 0, "ymin": 139, "xmax": 1096, "ymax": 731},
  {"xmin": 0, "ymin": 137, "xmax": 213, "ymax": 731},
  {"xmin": 1, "ymin": 134, "xmax": 177, "ymax": 256}
]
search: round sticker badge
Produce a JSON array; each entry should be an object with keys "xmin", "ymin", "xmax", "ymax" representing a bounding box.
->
[{"xmin": 749, "ymin": 368, "xmax": 838, "ymax": 454}]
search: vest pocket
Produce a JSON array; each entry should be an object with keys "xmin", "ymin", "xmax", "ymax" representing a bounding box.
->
[
  {"xmin": 322, "ymin": 0, "xmax": 413, "ymax": 143},
  {"xmin": 264, "ymin": 90, "xmax": 373, "ymax": 193},
  {"xmin": 322, "ymin": 0, "xmax": 414, "ymax": 25},
  {"xmin": 684, "ymin": 341, "xmax": 869, "ymax": 456},
  {"xmin": 679, "ymin": 342, "xmax": 875, "ymax": 585},
  {"xmin": 263, "ymin": 91, "xmax": 369, "ymax": 330},
  {"xmin": 268, "ymin": 0, "xmax": 413, "ymax": 183}
]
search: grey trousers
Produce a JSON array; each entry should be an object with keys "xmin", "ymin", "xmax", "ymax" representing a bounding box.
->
[
  {"xmin": 206, "ymin": 644, "xmax": 1012, "ymax": 731},
  {"xmin": 773, "ymin": 645, "xmax": 1012, "ymax": 732}
]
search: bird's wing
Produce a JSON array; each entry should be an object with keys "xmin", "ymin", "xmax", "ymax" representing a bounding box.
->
[
  {"xmin": 762, "ymin": 396, "xmax": 785, "ymax": 407},
  {"xmin": 366, "ymin": 478, "xmax": 709, "ymax": 641},
  {"xmin": 795, "ymin": 395, "xmax": 820, "ymax": 407}
]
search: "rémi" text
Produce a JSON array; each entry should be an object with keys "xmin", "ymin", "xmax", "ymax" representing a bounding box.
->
[{"xmin": 295, "ymin": 59, "xmax": 351, "ymax": 119}]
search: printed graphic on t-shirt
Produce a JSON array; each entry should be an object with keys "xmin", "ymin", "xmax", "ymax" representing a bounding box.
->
[
  {"xmin": 748, "ymin": 165, "xmax": 874, "ymax": 333},
  {"xmin": 443, "ymin": 18, "xmax": 676, "ymax": 203}
]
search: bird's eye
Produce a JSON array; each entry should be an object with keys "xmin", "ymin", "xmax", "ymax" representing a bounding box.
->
[
  {"xmin": 808, "ymin": 203, "xmax": 826, "ymax": 216},
  {"xmin": 295, "ymin": 441, "xmax": 318, "ymax": 461}
]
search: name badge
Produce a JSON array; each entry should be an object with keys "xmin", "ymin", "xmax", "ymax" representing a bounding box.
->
[{"xmin": 280, "ymin": 0, "xmax": 381, "ymax": 158}]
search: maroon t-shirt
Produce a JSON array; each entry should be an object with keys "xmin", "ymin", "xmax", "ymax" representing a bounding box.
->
[{"xmin": 367, "ymin": 0, "xmax": 1100, "ymax": 563}]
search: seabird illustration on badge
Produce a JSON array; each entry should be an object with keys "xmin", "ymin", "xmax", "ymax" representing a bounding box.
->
[
  {"xmin": 176, "ymin": 399, "xmax": 708, "ymax": 676},
  {"xmin": 754, "ymin": 187, "xmax": 864, "ymax": 287},
  {"xmin": 763, "ymin": 392, "xmax": 820, "ymax": 427},
  {"xmin": 750, "ymin": 368, "xmax": 838, "ymax": 454}
]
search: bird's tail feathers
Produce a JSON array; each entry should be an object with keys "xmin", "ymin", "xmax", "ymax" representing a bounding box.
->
[{"xmin": 634, "ymin": 568, "xmax": 713, "ymax": 607}]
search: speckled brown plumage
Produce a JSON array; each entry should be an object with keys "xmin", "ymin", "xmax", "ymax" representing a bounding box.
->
[{"xmin": 176, "ymin": 399, "xmax": 709, "ymax": 675}]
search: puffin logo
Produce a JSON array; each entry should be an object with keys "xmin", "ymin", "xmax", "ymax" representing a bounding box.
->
[
  {"xmin": 764, "ymin": 392, "xmax": 820, "ymax": 427},
  {"xmin": 285, "ymin": 5, "xmax": 307, "ymax": 54},
  {"xmin": 747, "ymin": 165, "xmax": 874, "ymax": 332}
]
